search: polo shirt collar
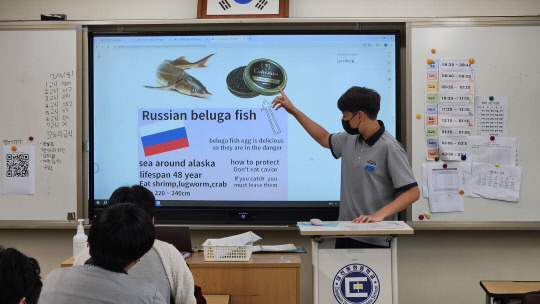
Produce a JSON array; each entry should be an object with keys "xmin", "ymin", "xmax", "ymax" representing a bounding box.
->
[{"xmin": 358, "ymin": 120, "xmax": 385, "ymax": 146}]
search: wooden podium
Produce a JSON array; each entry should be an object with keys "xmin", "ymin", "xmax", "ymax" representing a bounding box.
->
[{"xmin": 299, "ymin": 221, "xmax": 413, "ymax": 304}]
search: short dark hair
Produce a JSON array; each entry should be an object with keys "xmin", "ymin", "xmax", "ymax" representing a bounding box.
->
[
  {"xmin": 88, "ymin": 203, "xmax": 155, "ymax": 270},
  {"xmin": 108, "ymin": 185, "xmax": 156, "ymax": 218},
  {"xmin": 0, "ymin": 246, "xmax": 42, "ymax": 304},
  {"xmin": 337, "ymin": 86, "xmax": 381, "ymax": 120}
]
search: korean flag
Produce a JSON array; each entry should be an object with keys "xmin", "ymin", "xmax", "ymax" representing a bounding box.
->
[{"xmin": 206, "ymin": 0, "xmax": 279, "ymax": 15}]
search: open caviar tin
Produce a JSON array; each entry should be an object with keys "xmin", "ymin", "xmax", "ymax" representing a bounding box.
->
[
  {"xmin": 226, "ymin": 66, "xmax": 259, "ymax": 98},
  {"xmin": 243, "ymin": 58, "xmax": 287, "ymax": 96}
]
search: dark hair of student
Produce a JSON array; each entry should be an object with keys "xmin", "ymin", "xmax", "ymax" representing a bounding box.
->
[
  {"xmin": 337, "ymin": 86, "xmax": 381, "ymax": 120},
  {"xmin": 108, "ymin": 185, "xmax": 156, "ymax": 218},
  {"xmin": 0, "ymin": 246, "xmax": 42, "ymax": 304},
  {"xmin": 88, "ymin": 203, "xmax": 155, "ymax": 270}
]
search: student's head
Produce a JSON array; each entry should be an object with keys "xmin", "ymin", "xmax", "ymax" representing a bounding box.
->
[
  {"xmin": 88, "ymin": 203, "xmax": 155, "ymax": 270},
  {"xmin": 337, "ymin": 86, "xmax": 381, "ymax": 120},
  {"xmin": 0, "ymin": 246, "xmax": 42, "ymax": 304},
  {"xmin": 108, "ymin": 185, "xmax": 156, "ymax": 219}
]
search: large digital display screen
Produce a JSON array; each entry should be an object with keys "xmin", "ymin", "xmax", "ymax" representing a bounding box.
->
[{"xmin": 89, "ymin": 30, "xmax": 400, "ymax": 224}]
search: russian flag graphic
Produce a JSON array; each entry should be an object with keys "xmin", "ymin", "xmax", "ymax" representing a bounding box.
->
[{"xmin": 139, "ymin": 120, "xmax": 189, "ymax": 156}]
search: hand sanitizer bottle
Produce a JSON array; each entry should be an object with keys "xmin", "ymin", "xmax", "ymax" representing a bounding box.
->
[{"xmin": 73, "ymin": 219, "xmax": 87, "ymax": 258}]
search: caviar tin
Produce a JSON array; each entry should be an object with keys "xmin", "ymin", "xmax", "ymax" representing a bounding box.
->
[
  {"xmin": 226, "ymin": 66, "xmax": 259, "ymax": 98},
  {"xmin": 243, "ymin": 58, "xmax": 287, "ymax": 96}
]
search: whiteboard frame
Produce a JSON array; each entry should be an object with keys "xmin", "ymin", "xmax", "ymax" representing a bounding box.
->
[
  {"xmin": 0, "ymin": 24, "xmax": 84, "ymax": 229},
  {"xmin": 407, "ymin": 20, "xmax": 540, "ymax": 229}
]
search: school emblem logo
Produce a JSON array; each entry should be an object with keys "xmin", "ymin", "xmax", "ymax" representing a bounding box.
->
[{"xmin": 333, "ymin": 263, "xmax": 380, "ymax": 304}]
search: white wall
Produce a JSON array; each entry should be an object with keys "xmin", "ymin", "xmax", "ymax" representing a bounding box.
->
[
  {"xmin": 1, "ymin": 1, "xmax": 540, "ymax": 304},
  {"xmin": 0, "ymin": 0, "xmax": 539, "ymax": 21},
  {"xmin": 290, "ymin": 0, "xmax": 540, "ymax": 19}
]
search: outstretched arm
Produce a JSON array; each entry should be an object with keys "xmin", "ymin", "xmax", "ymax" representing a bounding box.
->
[
  {"xmin": 272, "ymin": 86, "xmax": 331, "ymax": 149},
  {"xmin": 352, "ymin": 186, "xmax": 420, "ymax": 223}
]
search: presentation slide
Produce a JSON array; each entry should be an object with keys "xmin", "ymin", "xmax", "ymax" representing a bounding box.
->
[{"xmin": 91, "ymin": 32, "xmax": 398, "ymax": 207}]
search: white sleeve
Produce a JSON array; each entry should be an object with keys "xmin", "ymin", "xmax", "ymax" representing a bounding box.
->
[{"xmin": 153, "ymin": 240, "xmax": 196, "ymax": 304}]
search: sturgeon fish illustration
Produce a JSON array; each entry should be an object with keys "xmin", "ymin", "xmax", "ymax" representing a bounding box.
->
[
  {"xmin": 144, "ymin": 54, "xmax": 214, "ymax": 98},
  {"xmin": 168, "ymin": 54, "xmax": 214, "ymax": 70}
]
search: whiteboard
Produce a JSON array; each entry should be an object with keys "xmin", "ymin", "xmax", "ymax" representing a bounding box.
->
[
  {"xmin": 410, "ymin": 23, "xmax": 540, "ymax": 228},
  {"xmin": 0, "ymin": 28, "xmax": 79, "ymax": 223}
]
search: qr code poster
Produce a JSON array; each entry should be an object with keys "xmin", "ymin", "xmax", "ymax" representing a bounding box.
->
[{"xmin": 1, "ymin": 146, "xmax": 35, "ymax": 195}]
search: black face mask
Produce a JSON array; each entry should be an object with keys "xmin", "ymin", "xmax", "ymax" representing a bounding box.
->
[{"xmin": 342, "ymin": 112, "xmax": 360, "ymax": 135}]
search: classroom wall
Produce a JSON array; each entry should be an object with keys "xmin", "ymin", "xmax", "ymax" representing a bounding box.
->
[
  {"xmin": 1, "ymin": 1, "xmax": 540, "ymax": 304},
  {"xmin": 0, "ymin": 0, "xmax": 539, "ymax": 21}
]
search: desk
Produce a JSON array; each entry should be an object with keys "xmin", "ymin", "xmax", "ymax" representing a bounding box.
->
[
  {"xmin": 186, "ymin": 252, "xmax": 301, "ymax": 304},
  {"xmin": 480, "ymin": 281, "xmax": 540, "ymax": 304},
  {"xmin": 61, "ymin": 256, "xmax": 74, "ymax": 267},
  {"xmin": 299, "ymin": 221, "xmax": 413, "ymax": 304},
  {"xmin": 204, "ymin": 295, "xmax": 230, "ymax": 304}
]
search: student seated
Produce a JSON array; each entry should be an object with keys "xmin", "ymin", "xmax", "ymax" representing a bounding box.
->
[
  {"xmin": 0, "ymin": 246, "xmax": 42, "ymax": 304},
  {"xmin": 39, "ymin": 203, "xmax": 167, "ymax": 304},
  {"xmin": 74, "ymin": 185, "xmax": 196, "ymax": 304}
]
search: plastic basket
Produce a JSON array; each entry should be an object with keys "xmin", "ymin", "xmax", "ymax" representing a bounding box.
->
[{"xmin": 202, "ymin": 239, "xmax": 252, "ymax": 262}]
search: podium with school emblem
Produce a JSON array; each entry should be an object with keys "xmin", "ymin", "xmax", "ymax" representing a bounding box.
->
[{"xmin": 298, "ymin": 221, "xmax": 413, "ymax": 304}]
